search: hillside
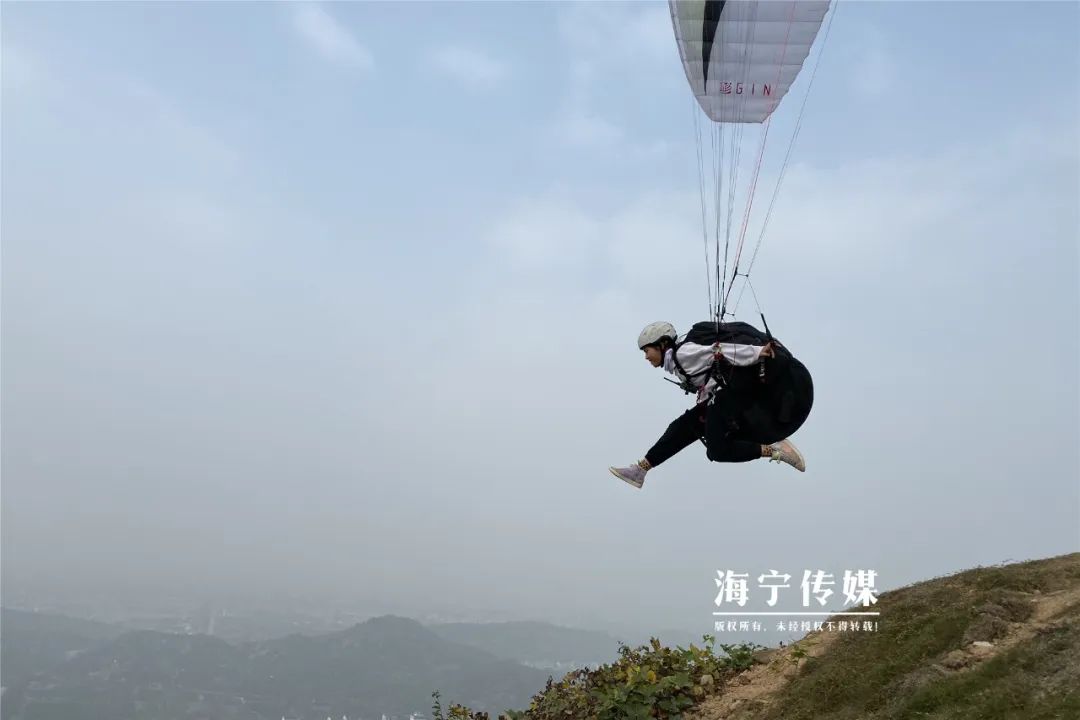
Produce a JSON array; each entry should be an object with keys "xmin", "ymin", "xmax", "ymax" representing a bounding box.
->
[
  {"xmin": 436, "ymin": 553, "xmax": 1080, "ymax": 720},
  {"xmin": 0, "ymin": 608, "xmax": 125, "ymax": 690}
]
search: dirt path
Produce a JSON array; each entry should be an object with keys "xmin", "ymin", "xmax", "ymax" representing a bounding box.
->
[
  {"xmin": 685, "ymin": 628, "xmax": 843, "ymax": 720},
  {"xmin": 937, "ymin": 584, "xmax": 1080, "ymax": 671}
]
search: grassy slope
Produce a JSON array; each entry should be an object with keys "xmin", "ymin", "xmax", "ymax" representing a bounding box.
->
[{"xmin": 745, "ymin": 552, "xmax": 1080, "ymax": 720}]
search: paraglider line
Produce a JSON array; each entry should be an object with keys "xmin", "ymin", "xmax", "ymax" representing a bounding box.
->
[
  {"xmin": 718, "ymin": 0, "xmax": 759, "ymax": 324},
  {"xmin": 723, "ymin": 0, "xmax": 799, "ymax": 316},
  {"xmin": 693, "ymin": 98, "xmax": 714, "ymax": 317},
  {"xmin": 732, "ymin": 0, "xmax": 841, "ymax": 319}
]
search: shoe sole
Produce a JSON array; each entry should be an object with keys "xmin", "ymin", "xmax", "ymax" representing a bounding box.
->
[
  {"xmin": 609, "ymin": 467, "xmax": 643, "ymax": 488},
  {"xmin": 783, "ymin": 441, "xmax": 806, "ymax": 472}
]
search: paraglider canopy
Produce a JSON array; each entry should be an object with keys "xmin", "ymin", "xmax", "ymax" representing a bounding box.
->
[{"xmin": 669, "ymin": 1, "xmax": 832, "ymax": 124}]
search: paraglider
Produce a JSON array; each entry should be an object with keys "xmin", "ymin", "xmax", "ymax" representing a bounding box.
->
[
  {"xmin": 609, "ymin": 319, "xmax": 812, "ymax": 488},
  {"xmin": 609, "ymin": 1, "xmax": 834, "ymax": 488}
]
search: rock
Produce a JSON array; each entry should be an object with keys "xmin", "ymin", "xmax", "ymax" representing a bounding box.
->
[
  {"xmin": 942, "ymin": 650, "xmax": 969, "ymax": 669},
  {"xmin": 962, "ymin": 615, "xmax": 1010, "ymax": 643},
  {"xmin": 700, "ymin": 673, "xmax": 714, "ymax": 687},
  {"xmin": 752, "ymin": 648, "xmax": 782, "ymax": 664},
  {"xmin": 975, "ymin": 603, "xmax": 1009, "ymax": 620}
]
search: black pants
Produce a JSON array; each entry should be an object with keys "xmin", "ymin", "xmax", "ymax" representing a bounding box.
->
[{"xmin": 644, "ymin": 393, "xmax": 762, "ymax": 467}]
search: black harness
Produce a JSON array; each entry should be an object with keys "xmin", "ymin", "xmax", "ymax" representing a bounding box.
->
[
  {"xmin": 665, "ymin": 319, "xmax": 786, "ymax": 397},
  {"xmin": 661, "ymin": 320, "xmax": 813, "ymax": 444}
]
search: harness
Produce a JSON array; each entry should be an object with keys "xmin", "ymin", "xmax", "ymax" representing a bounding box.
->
[{"xmin": 664, "ymin": 319, "xmax": 790, "ymax": 400}]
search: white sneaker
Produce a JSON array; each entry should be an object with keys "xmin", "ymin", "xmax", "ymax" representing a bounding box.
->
[
  {"xmin": 609, "ymin": 462, "xmax": 648, "ymax": 489},
  {"xmin": 767, "ymin": 439, "xmax": 806, "ymax": 472}
]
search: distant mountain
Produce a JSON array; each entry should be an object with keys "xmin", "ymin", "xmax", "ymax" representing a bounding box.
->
[
  {"xmin": 0, "ymin": 608, "xmax": 125, "ymax": 689},
  {"xmin": 610, "ymin": 626, "xmax": 706, "ymax": 652},
  {"xmin": 428, "ymin": 620, "xmax": 623, "ymax": 667},
  {"xmin": 1, "ymin": 613, "xmax": 551, "ymax": 720}
]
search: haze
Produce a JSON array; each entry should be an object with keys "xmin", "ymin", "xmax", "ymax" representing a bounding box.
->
[{"xmin": 3, "ymin": 1, "xmax": 1077, "ymax": 640}]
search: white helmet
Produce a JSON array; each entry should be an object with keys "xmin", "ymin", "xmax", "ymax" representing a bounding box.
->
[{"xmin": 637, "ymin": 321, "xmax": 677, "ymax": 349}]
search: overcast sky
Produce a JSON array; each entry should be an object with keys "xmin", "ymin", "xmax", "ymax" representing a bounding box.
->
[{"xmin": 3, "ymin": 1, "xmax": 1078, "ymax": 640}]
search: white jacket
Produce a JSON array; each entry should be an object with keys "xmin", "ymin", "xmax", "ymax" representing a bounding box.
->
[{"xmin": 663, "ymin": 341, "xmax": 766, "ymax": 404}]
